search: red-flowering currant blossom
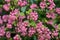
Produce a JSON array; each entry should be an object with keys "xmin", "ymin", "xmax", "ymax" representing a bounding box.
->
[
  {"xmin": 3, "ymin": 4, "xmax": 10, "ymax": 11},
  {"xmin": 6, "ymin": 23, "xmax": 12, "ymax": 29},
  {"xmin": 30, "ymin": 11, "xmax": 38, "ymax": 21},
  {"xmin": 8, "ymin": 15, "xmax": 17, "ymax": 24},
  {"xmin": 48, "ymin": 2, "xmax": 55, "ymax": 10},
  {"xmin": 18, "ymin": 0, "xmax": 27, "ymax": 7},
  {"xmin": 39, "ymin": 2, "xmax": 46, "ymax": 9},
  {"xmin": 2, "ymin": 15, "xmax": 8, "ymax": 22},
  {"xmin": 0, "ymin": 8, "xmax": 2, "ymax": 14},
  {"xmin": 30, "ymin": 4, "xmax": 37, "ymax": 9},
  {"xmin": 13, "ymin": 34, "xmax": 22, "ymax": 40},
  {"xmin": 6, "ymin": 31, "xmax": 11, "ymax": 38},
  {"xmin": 47, "ymin": 20, "xmax": 53, "ymax": 25},
  {"xmin": 28, "ymin": 27, "xmax": 36, "ymax": 37},
  {"xmin": 48, "ymin": 0, "xmax": 53, "ymax": 3},
  {"xmin": 0, "ymin": 17, "xmax": 3, "ymax": 24},
  {"xmin": 52, "ymin": 30, "xmax": 58, "ymax": 37},
  {"xmin": 46, "ymin": 12, "xmax": 56, "ymax": 19},
  {"xmin": 0, "ymin": 26, "xmax": 5, "ymax": 36},
  {"xmin": 56, "ymin": 8, "xmax": 60, "ymax": 14}
]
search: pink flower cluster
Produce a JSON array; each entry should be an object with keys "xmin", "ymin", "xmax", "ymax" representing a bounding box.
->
[
  {"xmin": 28, "ymin": 11, "xmax": 38, "ymax": 21},
  {"xmin": 39, "ymin": 0, "xmax": 55, "ymax": 10},
  {"xmin": 0, "ymin": 0, "xmax": 60, "ymax": 40},
  {"xmin": 18, "ymin": 0, "xmax": 27, "ymax": 7}
]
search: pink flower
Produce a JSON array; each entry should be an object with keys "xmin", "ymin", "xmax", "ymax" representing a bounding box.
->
[
  {"xmin": 47, "ymin": 20, "xmax": 53, "ymax": 25},
  {"xmin": 37, "ymin": 29, "xmax": 43, "ymax": 34},
  {"xmin": 28, "ymin": 27, "xmax": 36, "ymax": 37},
  {"xmin": 27, "ymin": 15, "xmax": 30, "ymax": 19},
  {"xmin": 21, "ymin": 32, "xmax": 27, "ymax": 36},
  {"xmin": 30, "ymin": 4, "xmax": 37, "ymax": 9},
  {"xmin": 14, "ymin": 34, "xmax": 21, "ymax": 40},
  {"xmin": 56, "ymin": 8, "xmax": 60, "ymax": 14},
  {"xmin": 30, "ymin": 11, "xmax": 38, "ymax": 21},
  {"xmin": 22, "ymin": 21, "xmax": 29, "ymax": 27},
  {"xmin": 42, "ymin": 0, "xmax": 46, "ymax": 1},
  {"xmin": 8, "ymin": 15, "xmax": 17, "ymax": 24},
  {"xmin": 20, "ymin": 26, "xmax": 27, "ymax": 36},
  {"xmin": 39, "ymin": 2, "xmax": 46, "ymax": 9},
  {"xmin": 0, "ymin": 18, "xmax": 3, "ymax": 24},
  {"xmin": 6, "ymin": 23, "xmax": 12, "ymax": 29},
  {"xmin": 0, "ymin": 8, "xmax": 2, "ymax": 14},
  {"xmin": 48, "ymin": 0, "xmax": 53, "ymax": 3},
  {"xmin": 5, "ymin": 0, "xmax": 10, "ymax": 2},
  {"xmin": 52, "ymin": 30, "xmax": 58, "ymax": 37},
  {"xmin": 37, "ymin": 27, "xmax": 51, "ymax": 40},
  {"xmin": 2, "ymin": 15, "xmax": 8, "ymax": 22},
  {"xmin": 0, "ymin": 26, "xmax": 5, "ymax": 36},
  {"xmin": 46, "ymin": 12, "xmax": 56, "ymax": 19},
  {"xmin": 54, "ymin": 24, "xmax": 58, "ymax": 29},
  {"xmin": 18, "ymin": 1, "xmax": 27, "ymax": 7},
  {"xmin": 16, "ymin": 22, "xmax": 28, "ymax": 36},
  {"xmin": 46, "ymin": 13, "xmax": 51, "ymax": 18},
  {"xmin": 48, "ymin": 2, "xmax": 55, "ymax": 10},
  {"xmin": 6, "ymin": 31, "xmax": 11, "ymax": 38},
  {"xmin": 45, "ymin": 34, "xmax": 51, "ymax": 39},
  {"xmin": 3, "ymin": 4, "xmax": 10, "ymax": 11},
  {"xmin": 50, "ymin": 12, "xmax": 56, "ymax": 19},
  {"xmin": 36, "ymin": 22, "xmax": 43, "ymax": 28},
  {"xmin": 38, "ymin": 36, "xmax": 44, "ymax": 40},
  {"xmin": 19, "ymin": 16, "xmax": 25, "ymax": 20},
  {"xmin": 10, "ymin": 9, "xmax": 19, "ymax": 16},
  {"xmin": 20, "ymin": 26, "xmax": 27, "ymax": 32}
]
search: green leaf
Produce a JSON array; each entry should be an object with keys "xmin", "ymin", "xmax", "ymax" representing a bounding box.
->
[
  {"xmin": 21, "ymin": 6, "xmax": 27, "ymax": 12},
  {"xmin": 20, "ymin": 12, "xmax": 25, "ymax": 16},
  {"xmin": 58, "ymin": 24, "xmax": 60, "ymax": 30},
  {"xmin": 29, "ymin": 21, "xmax": 36, "ymax": 27},
  {"xmin": 33, "ymin": 35, "xmax": 37, "ymax": 40},
  {"xmin": 42, "ymin": 18, "xmax": 47, "ymax": 23},
  {"xmin": 10, "ymin": 6, "xmax": 15, "ymax": 10},
  {"xmin": 58, "ymin": 24, "xmax": 60, "ymax": 27},
  {"xmin": 9, "ymin": 38, "xmax": 13, "ymax": 40},
  {"xmin": 26, "ymin": 11, "xmax": 29, "ymax": 14},
  {"xmin": 0, "ymin": 37, "xmax": 7, "ymax": 40},
  {"xmin": 59, "ymin": 31, "xmax": 60, "ymax": 38},
  {"xmin": 26, "ymin": 9, "xmax": 32, "ymax": 14},
  {"xmin": 30, "ymin": 0, "xmax": 34, "ymax": 4},
  {"xmin": 13, "ymin": 21, "xmax": 17, "ymax": 26},
  {"xmin": 0, "ymin": 5, "xmax": 2, "ymax": 8}
]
